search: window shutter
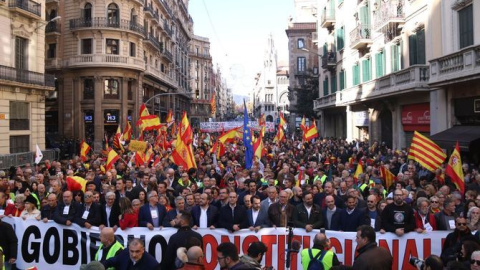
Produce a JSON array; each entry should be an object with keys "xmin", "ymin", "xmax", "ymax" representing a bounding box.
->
[
  {"xmin": 391, "ymin": 44, "xmax": 398, "ymax": 72},
  {"xmin": 417, "ymin": 29, "xmax": 426, "ymax": 64},
  {"xmin": 339, "ymin": 70, "xmax": 345, "ymax": 90},
  {"xmin": 409, "ymin": 34, "xmax": 417, "ymax": 65},
  {"xmin": 353, "ymin": 65, "xmax": 359, "ymax": 85},
  {"xmin": 337, "ymin": 26, "xmax": 344, "ymax": 50},
  {"xmin": 400, "ymin": 40, "xmax": 404, "ymax": 70},
  {"xmin": 331, "ymin": 74, "xmax": 337, "ymax": 93},
  {"xmin": 375, "ymin": 52, "xmax": 384, "ymax": 78},
  {"xmin": 323, "ymin": 78, "xmax": 329, "ymax": 96},
  {"xmin": 323, "ymin": 43, "xmax": 328, "ymax": 55}
]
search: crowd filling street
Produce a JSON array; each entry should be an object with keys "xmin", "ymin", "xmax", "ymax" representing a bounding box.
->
[{"xmin": 0, "ymin": 126, "xmax": 479, "ymax": 270}]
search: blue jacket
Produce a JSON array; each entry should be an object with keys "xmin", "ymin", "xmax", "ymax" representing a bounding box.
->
[
  {"xmin": 247, "ymin": 208, "xmax": 270, "ymax": 228},
  {"xmin": 339, "ymin": 207, "xmax": 365, "ymax": 232},
  {"xmin": 138, "ymin": 203, "xmax": 167, "ymax": 228},
  {"xmin": 103, "ymin": 248, "xmax": 159, "ymax": 270}
]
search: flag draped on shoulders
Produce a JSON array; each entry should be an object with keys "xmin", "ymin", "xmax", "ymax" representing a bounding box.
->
[
  {"xmin": 446, "ymin": 142, "xmax": 465, "ymax": 194},
  {"xmin": 408, "ymin": 131, "xmax": 446, "ymax": 172}
]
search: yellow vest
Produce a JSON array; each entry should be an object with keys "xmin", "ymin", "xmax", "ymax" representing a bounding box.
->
[
  {"xmin": 95, "ymin": 241, "xmax": 124, "ymax": 269},
  {"xmin": 301, "ymin": 248, "xmax": 335, "ymax": 270},
  {"xmin": 0, "ymin": 246, "xmax": 4, "ymax": 270}
]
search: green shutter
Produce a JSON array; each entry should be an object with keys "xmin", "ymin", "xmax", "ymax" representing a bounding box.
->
[
  {"xmin": 459, "ymin": 5, "xmax": 474, "ymax": 49},
  {"xmin": 362, "ymin": 58, "xmax": 371, "ymax": 82},
  {"xmin": 360, "ymin": 6, "xmax": 370, "ymax": 25},
  {"xmin": 375, "ymin": 51, "xmax": 384, "ymax": 78},
  {"xmin": 391, "ymin": 44, "xmax": 399, "ymax": 72},
  {"xmin": 417, "ymin": 29, "xmax": 426, "ymax": 64},
  {"xmin": 331, "ymin": 74, "xmax": 337, "ymax": 93},
  {"xmin": 338, "ymin": 0, "xmax": 344, "ymax": 5},
  {"xmin": 323, "ymin": 78, "xmax": 329, "ymax": 96},
  {"xmin": 400, "ymin": 39, "xmax": 404, "ymax": 69},
  {"xmin": 353, "ymin": 65, "xmax": 360, "ymax": 86},
  {"xmin": 409, "ymin": 34, "xmax": 417, "ymax": 65},
  {"xmin": 337, "ymin": 26, "xmax": 344, "ymax": 51},
  {"xmin": 339, "ymin": 70, "xmax": 345, "ymax": 90},
  {"xmin": 323, "ymin": 43, "xmax": 328, "ymax": 55}
]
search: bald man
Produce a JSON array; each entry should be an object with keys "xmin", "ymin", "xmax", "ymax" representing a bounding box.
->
[
  {"xmin": 179, "ymin": 246, "xmax": 204, "ymax": 269},
  {"xmin": 300, "ymin": 233, "xmax": 340, "ymax": 269},
  {"xmin": 95, "ymin": 227, "xmax": 124, "ymax": 264}
]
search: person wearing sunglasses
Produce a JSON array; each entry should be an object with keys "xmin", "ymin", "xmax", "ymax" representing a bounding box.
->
[
  {"xmin": 471, "ymin": 250, "xmax": 480, "ymax": 270},
  {"xmin": 440, "ymin": 217, "xmax": 472, "ymax": 265}
]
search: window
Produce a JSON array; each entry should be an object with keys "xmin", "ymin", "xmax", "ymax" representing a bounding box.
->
[
  {"xmin": 83, "ymin": 78, "xmax": 94, "ymax": 99},
  {"xmin": 107, "ymin": 3, "xmax": 119, "ymax": 26},
  {"xmin": 362, "ymin": 58, "xmax": 371, "ymax": 82},
  {"xmin": 297, "ymin": 38, "xmax": 305, "ymax": 49},
  {"xmin": 297, "ymin": 57, "xmax": 306, "ymax": 72},
  {"xmin": 15, "ymin": 37, "xmax": 28, "ymax": 71},
  {"xmin": 458, "ymin": 5, "xmax": 473, "ymax": 49},
  {"xmin": 323, "ymin": 77, "xmax": 329, "ymax": 96},
  {"xmin": 104, "ymin": 79, "xmax": 119, "ymax": 98},
  {"xmin": 391, "ymin": 42, "xmax": 403, "ymax": 72},
  {"xmin": 10, "ymin": 101, "xmax": 29, "ymax": 130},
  {"xmin": 82, "ymin": 39, "xmax": 92, "ymax": 54},
  {"xmin": 409, "ymin": 29, "xmax": 426, "ymax": 65},
  {"xmin": 336, "ymin": 26, "xmax": 344, "ymax": 50},
  {"xmin": 331, "ymin": 74, "xmax": 337, "ymax": 93},
  {"xmin": 47, "ymin": 43, "xmax": 56, "ymax": 58},
  {"xmin": 339, "ymin": 70, "xmax": 346, "ymax": 90},
  {"xmin": 106, "ymin": 39, "xmax": 119, "ymax": 55},
  {"xmin": 352, "ymin": 64, "xmax": 360, "ymax": 86},
  {"xmin": 128, "ymin": 80, "xmax": 133, "ymax": 100},
  {"xmin": 83, "ymin": 3, "xmax": 92, "ymax": 20},
  {"xmin": 375, "ymin": 50, "xmax": 385, "ymax": 78},
  {"xmin": 10, "ymin": 135, "xmax": 29, "ymax": 154}
]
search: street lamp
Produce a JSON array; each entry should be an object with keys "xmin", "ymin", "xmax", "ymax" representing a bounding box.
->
[
  {"xmin": 35, "ymin": 16, "xmax": 61, "ymax": 30},
  {"xmin": 301, "ymin": 47, "xmax": 322, "ymax": 57}
]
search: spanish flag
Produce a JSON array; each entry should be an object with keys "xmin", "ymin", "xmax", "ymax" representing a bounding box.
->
[
  {"xmin": 445, "ymin": 142, "xmax": 465, "ymax": 194},
  {"xmin": 273, "ymin": 125, "xmax": 285, "ymax": 143},
  {"xmin": 66, "ymin": 176, "xmax": 87, "ymax": 192},
  {"xmin": 279, "ymin": 111, "xmax": 287, "ymax": 129},
  {"xmin": 79, "ymin": 140, "xmax": 91, "ymax": 162},
  {"xmin": 218, "ymin": 127, "xmax": 243, "ymax": 144},
  {"xmin": 379, "ymin": 165, "xmax": 396, "ymax": 189},
  {"xmin": 210, "ymin": 140, "xmax": 226, "ymax": 159},
  {"xmin": 300, "ymin": 115, "xmax": 307, "ymax": 132},
  {"xmin": 106, "ymin": 148, "xmax": 120, "ymax": 171},
  {"xmin": 353, "ymin": 160, "xmax": 364, "ymax": 183},
  {"xmin": 407, "ymin": 131, "xmax": 446, "ymax": 172},
  {"xmin": 139, "ymin": 115, "xmax": 162, "ymax": 131},
  {"xmin": 113, "ymin": 125, "xmax": 124, "ymax": 152},
  {"xmin": 253, "ymin": 127, "xmax": 265, "ymax": 160},
  {"xmin": 210, "ymin": 91, "xmax": 216, "ymax": 116},
  {"xmin": 123, "ymin": 121, "xmax": 132, "ymax": 143},
  {"xmin": 166, "ymin": 109, "xmax": 174, "ymax": 126},
  {"xmin": 180, "ymin": 111, "xmax": 193, "ymax": 145},
  {"xmin": 171, "ymin": 132, "xmax": 196, "ymax": 169},
  {"xmin": 304, "ymin": 120, "xmax": 319, "ymax": 141}
]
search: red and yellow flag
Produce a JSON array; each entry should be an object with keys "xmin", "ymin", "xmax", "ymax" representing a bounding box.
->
[
  {"xmin": 66, "ymin": 176, "xmax": 87, "ymax": 192},
  {"xmin": 171, "ymin": 132, "xmax": 196, "ymax": 169},
  {"xmin": 139, "ymin": 115, "xmax": 161, "ymax": 131},
  {"xmin": 300, "ymin": 116, "xmax": 307, "ymax": 133},
  {"xmin": 353, "ymin": 160, "xmax": 364, "ymax": 183},
  {"xmin": 210, "ymin": 140, "xmax": 226, "ymax": 159},
  {"xmin": 123, "ymin": 121, "xmax": 132, "ymax": 143},
  {"xmin": 180, "ymin": 112, "xmax": 193, "ymax": 145},
  {"xmin": 380, "ymin": 165, "xmax": 396, "ymax": 189},
  {"xmin": 79, "ymin": 140, "xmax": 91, "ymax": 162},
  {"xmin": 273, "ymin": 125, "xmax": 285, "ymax": 143},
  {"xmin": 253, "ymin": 127, "xmax": 265, "ymax": 160},
  {"xmin": 106, "ymin": 148, "xmax": 120, "ymax": 171},
  {"xmin": 218, "ymin": 127, "xmax": 243, "ymax": 144},
  {"xmin": 113, "ymin": 125, "xmax": 124, "ymax": 152},
  {"xmin": 166, "ymin": 109, "xmax": 174, "ymax": 126},
  {"xmin": 304, "ymin": 120, "xmax": 319, "ymax": 141},
  {"xmin": 258, "ymin": 114, "xmax": 266, "ymax": 127},
  {"xmin": 279, "ymin": 111, "xmax": 287, "ymax": 129},
  {"xmin": 210, "ymin": 91, "xmax": 216, "ymax": 116},
  {"xmin": 408, "ymin": 131, "xmax": 446, "ymax": 172},
  {"xmin": 445, "ymin": 142, "xmax": 465, "ymax": 194}
]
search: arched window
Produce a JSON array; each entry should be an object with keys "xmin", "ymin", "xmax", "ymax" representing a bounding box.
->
[
  {"xmin": 107, "ymin": 3, "xmax": 119, "ymax": 26},
  {"xmin": 83, "ymin": 3, "xmax": 92, "ymax": 20}
]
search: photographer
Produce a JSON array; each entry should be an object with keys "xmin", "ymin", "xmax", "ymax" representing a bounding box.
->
[{"xmin": 410, "ymin": 255, "xmax": 443, "ymax": 270}]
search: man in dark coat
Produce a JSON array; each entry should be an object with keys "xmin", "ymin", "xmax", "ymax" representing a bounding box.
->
[
  {"xmin": 191, "ymin": 193, "xmax": 218, "ymax": 229},
  {"xmin": 163, "ymin": 211, "xmax": 203, "ymax": 270},
  {"xmin": 268, "ymin": 190, "xmax": 295, "ymax": 227},
  {"xmin": 339, "ymin": 196, "xmax": 365, "ymax": 232},
  {"xmin": 247, "ymin": 195, "xmax": 270, "ymax": 231},
  {"xmin": 75, "ymin": 190, "xmax": 102, "ymax": 228},
  {"xmin": 53, "ymin": 190, "xmax": 79, "ymax": 226},
  {"xmin": 41, "ymin": 193, "xmax": 58, "ymax": 222},
  {"xmin": 0, "ymin": 218, "xmax": 17, "ymax": 269},
  {"xmin": 103, "ymin": 238, "xmax": 159, "ymax": 270},
  {"xmin": 323, "ymin": 195, "xmax": 341, "ymax": 230},
  {"xmin": 99, "ymin": 191, "xmax": 121, "ymax": 229},
  {"xmin": 292, "ymin": 192, "xmax": 323, "ymax": 232},
  {"xmin": 218, "ymin": 192, "xmax": 248, "ymax": 232},
  {"xmin": 352, "ymin": 225, "xmax": 393, "ymax": 269}
]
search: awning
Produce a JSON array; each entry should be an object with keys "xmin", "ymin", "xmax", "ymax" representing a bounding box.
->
[{"xmin": 430, "ymin": 126, "xmax": 480, "ymax": 151}]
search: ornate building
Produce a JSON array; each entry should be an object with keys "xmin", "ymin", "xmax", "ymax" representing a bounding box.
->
[{"xmin": 0, "ymin": 0, "xmax": 55, "ymax": 154}]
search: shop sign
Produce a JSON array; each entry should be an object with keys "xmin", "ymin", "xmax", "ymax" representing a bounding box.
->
[
  {"xmin": 402, "ymin": 103, "xmax": 430, "ymax": 132},
  {"xmin": 354, "ymin": 111, "xmax": 369, "ymax": 126},
  {"xmin": 84, "ymin": 112, "xmax": 93, "ymax": 124}
]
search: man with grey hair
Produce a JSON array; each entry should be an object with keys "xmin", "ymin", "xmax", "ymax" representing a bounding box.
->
[
  {"xmin": 260, "ymin": 186, "xmax": 278, "ymax": 214},
  {"xmin": 53, "ymin": 190, "xmax": 78, "ymax": 226},
  {"xmin": 99, "ymin": 192, "xmax": 120, "ymax": 230},
  {"xmin": 163, "ymin": 196, "xmax": 186, "ymax": 227},
  {"xmin": 414, "ymin": 197, "xmax": 437, "ymax": 233},
  {"xmin": 138, "ymin": 190, "xmax": 166, "ymax": 230},
  {"xmin": 104, "ymin": 238, "xmax": 159, "ymax": 269}
]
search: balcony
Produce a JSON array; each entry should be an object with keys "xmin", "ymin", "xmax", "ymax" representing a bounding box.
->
[
  {"xmin": 45, "ymin": 58, "xmax": 62, "ymax": 70},
  {"xmin": 321, "ymin": 7, "xmax": 335, "ymax": 28},
  {"xmin": 9, "ymin": 0, "xmax": 41, "ymax": 18},
  {"xmin": 45, "ymin": 22, "xmax": 61, "ymax": 34},
  {"xmin": 322, "ymin": 51, "xmax": 336, "ymax": 70},
  {"xmin": 163, "ymin": 21, "xmax": 173, "ymax": 37},
  {"xmin": 314, "ymin": 94, "xmax": 337, "ymax": 110},
  {"xmin": 70, "ymin": 18, "xmax": 146, "ymax": 37},
  {"xmin": 367, "ymin": 65, "xmax": 429, "ymax": 99},
  {"xmin": 144, "ymin": 5, "xmax": 159, "ymax": 22},
  {"xmin": 0, "ymin": 65, "xmax": 55, "ymax": 88},
  {"xmin": 373, "ymin": 0, "xmax": 405, "ymax": 31},
  {"xmin": 144, "ymin": 65, "xmax": 176, "ymax": 87},
  {"xmin": 159, "ymin": 0, "xmax": 173, "ymax": 18},
  {"xmin": 429, "ymin": 45, "xmax": 480, "ymax": 87},
  {"xmin": 163, "ymin": 49, "xmax": 173, "ymax": 62},
  {"xmin": 350, "ymin": 23, "xmax": 372, "ymax": 50},
  {"xmin": 65, "ymin": 54, "xmax": 145, "ymax": 71},
  {"xmin": 144, "ymin": 34, "xmax": 162, "ymax": 52}
]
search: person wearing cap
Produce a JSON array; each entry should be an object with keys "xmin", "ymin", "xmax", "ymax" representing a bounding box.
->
[{"xmin": 20, "ymin": 195, "xmax": 41, "ymax": 220}]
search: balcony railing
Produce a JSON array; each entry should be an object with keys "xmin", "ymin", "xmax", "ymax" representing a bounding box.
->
[
  {"xmin": 0, "ymin": 65, "xmax": 55, "ymax": 87},
  {"xmin": 314, "ymin": 94, "xmax": 337, "ymax": 110},
  {"xmin": 45, "ymin": 58, "xmax": 62, "ymax": 69},
  {"xmin": 9, "ymin": 0, "xmax": 40, "ymax": 17},
  {"xmin": 143, "ymin": 5, "xmax": 159, "ymax": 21},
  {"xmin": 65, "ymin": 54, "xmax": 144, "ymax": 70},
  {"xmin": 45, "ymin": 22, "xmax": 61, "ymax": 33},
  {"xmin": 164, "ymin": 49, "xmax": 173, "ymax": 62},
  {"xmin": 163, "ymin": 21, "xmax": 173, "ymax": 36},
  {"xmin": 159, "ymin": 0, "xmax": 173, "ymax": 18},
  {"xmin": 430, "ymin": 45, "xmax": 480, "ymax": 86},
  {"xmin": 350, "ymin": 23, "xmax": 372, "ymax": 49},
  {"xmin": 373, "ymin": 0, "xmax": 405, "ymax": 30},
  {"xmin": 69, "ymin": 18, "xmax": 146, "ymax": 36},
  {"xmin": 321, "ymin": 8, "xmax": 335, "ymax": 28},
  {"xmin": 144, "ymin": 34, "xmax": 162, "ymax": 51},
  {"xmin": 322, "ymin": 51, "xmax": 336, "ymax": 69},
  {"xmin": 144, "ymin": 65, "xmax": 176, "ymax": 87}
]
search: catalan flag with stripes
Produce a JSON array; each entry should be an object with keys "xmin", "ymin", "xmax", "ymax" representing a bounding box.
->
[{"xmin": 407, "ymin": 131, "xmax": 446, "ymax": 172}]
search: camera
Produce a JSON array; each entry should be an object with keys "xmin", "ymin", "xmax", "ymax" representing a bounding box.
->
[{"xmin": 409, "ymin": 257, "xmax": 425, "ymax": 270}]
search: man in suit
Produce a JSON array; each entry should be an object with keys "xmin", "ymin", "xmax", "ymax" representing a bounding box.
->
[
  {"xmin": 339, "ymin": 195, "xmax": 365, "ymax": 232},
  {"xmin": 191, "ymin": 193, "xmax": 218, "ymax": 229},
  {"xmin": 260, "ymin": 186, "xmax": 278, "ymax": 214},
  {"xmin": 99, "ymin": 192, "xmax": 120, "ymax": 230},
  {"xmin": 75, "ymin": 190, "xmax": 101, "ymax": 228},
  {"xmin": 218, "ymin": 191, "xmax": 248, "ymax": 232},
  {"xmin": 268, "ymin": 190, "xmax": 295, "ymax": 227},
  {"xmin": 247, "ymin": 195, "xmax": 270, "ymax": 232},
  {"xmin": 114, "ymin": 178, "xmax": 133, "ymax": 203},
  {"xmin": 163, "ymin": 196, "xmax": 186, "ymax": 227},
  {"xmin": 103, "ymin": 238, "xmax": 159, "ymax": 270},
  {"xmin": 323, "ymin": 195, "xmax": 341, "ymax": 230},
  {"xmin": 138, "ymin": 190, "xmax": 167, "ymax": 230},
  {"xmin": 131, "ymin": 172, "xmax": 150, "ymax": 200},
  {"xmin": 53, "ymin": 190, "xmax": 79, "ymax": 226},
  {"xmin": 292, "ymin": 192, "xmax": 323, "ymax": 232}
]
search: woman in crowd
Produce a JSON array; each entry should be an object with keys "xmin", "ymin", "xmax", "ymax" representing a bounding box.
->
[
  {"xmin": 118, "ymin": 197, "xmax": 138, "ymax": 230},
  {"xmin": 159, "ymin": 194, "xmax": 172, "ymax": 212},
  {"xmin": 5, "ymin": 194, "xmax": 25, "ymax": 217},
  {"xmin": 467, "ymin": 206, "xmax": 480, "ymax": 232},
  {"xmin": 20, "ymin": 195, "xmax": 41, "ymax": 220},
  {"xmin": 138, "ymin": 190, "xmax": 147, "ymax": 205}
]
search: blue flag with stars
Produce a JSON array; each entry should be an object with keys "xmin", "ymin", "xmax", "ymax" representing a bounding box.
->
[{"xmin": 243, "ymin": 100, "xmax": 253, "ymax": 169}]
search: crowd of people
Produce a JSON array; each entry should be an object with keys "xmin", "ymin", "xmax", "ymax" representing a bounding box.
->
[{"xmin": 0, "ymin": 131, "xmax": 479, "ymax": 270}]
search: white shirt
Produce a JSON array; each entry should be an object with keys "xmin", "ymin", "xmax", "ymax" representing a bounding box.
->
[
  {"xmin": 106, "ymin": 205, "xmax": 112, "ymax": 227},
  {"xmin": 305, "ymin": 205, "xmax": 312, "ymax": 219},
  {"xmin": 199, "ymin": 207, "xmax": 208, "ymax": 228},
  {"xmin": 252, "ymin": 209, "xmax": 259, "ymax": 225}
]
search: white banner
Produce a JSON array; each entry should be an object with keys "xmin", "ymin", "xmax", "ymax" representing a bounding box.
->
[
  {"xmin": 200, "ymin": 121, "xmax": 275, "ymax": 133},
  {"xmin": 4, "ymin": 217, "xmax": 448, "ymax": 270}
]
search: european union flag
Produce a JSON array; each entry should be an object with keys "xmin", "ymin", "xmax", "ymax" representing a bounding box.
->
[{"xmin": 243, "ymin": 100, "xmax": 253, "ymax": 169}]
